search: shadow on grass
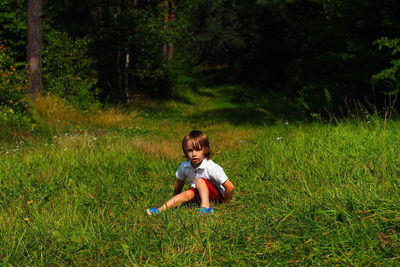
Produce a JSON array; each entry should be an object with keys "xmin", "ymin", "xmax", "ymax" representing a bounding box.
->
[
  {"xmin": 190, "ymin": 106, "xmax": 277, "ymax": 126},
  {"xmin": 134, "ymin": 85, "xmax": 307, "ymax": 125}
]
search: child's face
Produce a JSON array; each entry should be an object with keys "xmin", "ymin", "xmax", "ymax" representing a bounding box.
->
[{"xmin": 186, "ymin": 145, "xmax": 206, "ymax": 168}]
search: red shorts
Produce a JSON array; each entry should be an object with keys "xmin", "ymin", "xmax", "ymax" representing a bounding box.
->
[{"xmin": 187, "ymin": 178, "xmax": 223, "ymax": 202}]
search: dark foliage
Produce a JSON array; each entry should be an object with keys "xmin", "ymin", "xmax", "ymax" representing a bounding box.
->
[{"xmin": 1, "ymin": 0, "xmax": 400, "ymax": 114}]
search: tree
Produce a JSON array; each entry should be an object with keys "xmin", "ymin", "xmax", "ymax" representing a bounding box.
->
[
  {"xmin": 27, "ymin": 0, "xmax": 43, "ymax": 99},
  {"xmin": 163, "ymin": 0, "xmax": 175, "ymax": 60}
]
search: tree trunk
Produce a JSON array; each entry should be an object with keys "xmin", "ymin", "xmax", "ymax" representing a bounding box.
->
[
  {"xmin": 162, "ymin": 0, "xmax": 174, "ymax": 60},
  {"xmin": 168, "ymin": 0, "xmax": 175, "ymax": 60},
  {"xmin": 27, "ymin": 0, "xmax": 43, "ymax": 99},
  {"xmin": 124, "ymin": 0, "xmax": 139, "ymax": 102}
]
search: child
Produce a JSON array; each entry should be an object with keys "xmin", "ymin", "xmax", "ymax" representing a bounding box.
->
[{"xmin": 146, "ymin": 130, "xmax": 234, "ymax": 215}]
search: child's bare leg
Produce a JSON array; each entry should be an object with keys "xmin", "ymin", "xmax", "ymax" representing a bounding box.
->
[
  {"xmin": 159, "ymin": 190, "xmax": 195, "ymax": 212},
  {"xmin": 195, "ymin": 178, "xmax": 210, "ymax": 208}
]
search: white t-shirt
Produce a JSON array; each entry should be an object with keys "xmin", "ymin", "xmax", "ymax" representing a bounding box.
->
[{"xmin": 175, "ymin": 159, "xmax": 229, "ymax": 196}]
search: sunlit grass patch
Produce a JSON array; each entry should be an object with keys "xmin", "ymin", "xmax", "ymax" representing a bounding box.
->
[
  {"xmin": 32, "ymin": 94, "xmax": 140, "ymax": 132},
  {"xmin": 128, "ymin": 137, "xmax": 181, "ymax": 159},
  {"xmin": 204, "ymin": 123, "xmax": 262, "ymax": 154},
  {"xmin": 32, "ymin": 94, "xmax": 85, "ymax": 126},
  {"xmin": 119, "ymin": 122, "xmax": 262, "ymax": 160},
  {"xmin": 51, "ymin": 131, "xmax": 100, "ymax": 151},
  {"xmin": 89, "ymin": 108, "xmax": 139, "ymax": 128}
]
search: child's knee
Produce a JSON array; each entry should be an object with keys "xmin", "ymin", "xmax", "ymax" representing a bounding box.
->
[
  {"xmin": 182, "ymin": 190, "xmax": 195, "ymax": 201},
  {"xmin": 195, "ymin": 178, "xmax": 206, "ymax": 186}
]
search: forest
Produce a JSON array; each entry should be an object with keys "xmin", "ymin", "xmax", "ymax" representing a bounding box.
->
[
  {"xmin": 1, "ymin": 1, "xmax": 400, "ymax": 265},
  {"xmin": 1, "ymin": 0, "xmax": 400, "ymax": 128}
]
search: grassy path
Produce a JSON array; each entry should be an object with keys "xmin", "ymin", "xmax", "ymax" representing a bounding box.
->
[{"xmin": 1, "ymin": 87, "xmax": 400, "ymax": 265}]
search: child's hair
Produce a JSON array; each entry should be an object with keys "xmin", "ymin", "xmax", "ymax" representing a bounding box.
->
[{"xmin": 182, "ymin": 130, "xmax": 212, "ymax": 159}]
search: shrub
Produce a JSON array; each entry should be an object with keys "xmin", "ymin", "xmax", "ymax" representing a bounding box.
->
[
  {"xmin": 372, "ymin": 37, "xmax": 400, "ymax": 113},
  {"xmin": 42, "ymin": 31, "xmax": 99, "ymax": 111},
  {"xmin": 167, "ymin": 55, "xmax": 200, "ymax": 103},
  {"xmin": 0, "ymin": 42, "xmax": 33, "ymax": 132}
]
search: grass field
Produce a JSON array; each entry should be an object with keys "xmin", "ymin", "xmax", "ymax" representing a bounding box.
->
[{"xmin": 1, "ymin": 86, "xmax": 400, "ymax": 265}]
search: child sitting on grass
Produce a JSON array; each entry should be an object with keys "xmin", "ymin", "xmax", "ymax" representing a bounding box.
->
[{"xmin": 146, "ymin": 130, "xmax": 235, "ymax": 215}]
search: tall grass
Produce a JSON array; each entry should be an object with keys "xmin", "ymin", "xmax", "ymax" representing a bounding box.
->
[{"xmin": 1, "ymin": 87, "xmax": 399, "ymax": 265}]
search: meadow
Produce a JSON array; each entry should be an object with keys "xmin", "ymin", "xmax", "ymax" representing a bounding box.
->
[{"xmin": 1, "ymin": 86, "xmax": 399, "ymax": 265}]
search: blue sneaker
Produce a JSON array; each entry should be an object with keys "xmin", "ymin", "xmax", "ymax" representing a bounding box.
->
[
  {"xmin": 198, "ymin": 205, "xmax": 213, "ymax": 215},
  {"xmin": 146, "ymin": 207, "xmax": 160, "ymax": 216}
]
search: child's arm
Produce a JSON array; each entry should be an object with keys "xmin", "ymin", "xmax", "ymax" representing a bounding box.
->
[
  {"xmin": 222, "ymin": 180, "xmax": 234, "ymax": 202},
  {"xmin": 173, "ymin": 179, "xmax": 185, "ymax": 196}
]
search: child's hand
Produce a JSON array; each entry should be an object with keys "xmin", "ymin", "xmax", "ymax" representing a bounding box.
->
[{"xmin": 222, "ymin": 180, "xmax": 235, "ymax": 202}]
